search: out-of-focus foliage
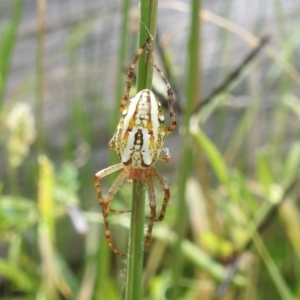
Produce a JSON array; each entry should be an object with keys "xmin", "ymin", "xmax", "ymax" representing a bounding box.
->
[{"xmin": 1, "ymin": 1, "xmax": 300, "ymax": 299}]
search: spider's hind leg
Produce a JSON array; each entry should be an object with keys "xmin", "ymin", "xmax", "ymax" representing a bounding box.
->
[
  {"xmin": 144, "ymin": 173, "xmax": 156, "ymax": 252},
  {"xmin": 105, "ymin": 170, "xmax": 130, "ymax": 214},
  {"xmin": 152, "ymin": 167, "xmax": 170, "ymax": 222},
  {"xmin": 94, "ymin": 163, "xmax": 127, "ymax": 256}
]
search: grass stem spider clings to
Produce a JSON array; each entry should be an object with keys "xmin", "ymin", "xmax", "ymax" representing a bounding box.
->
[{"xmin": 94, "ymin": 37, "xmax": 176, "ymax": 256}]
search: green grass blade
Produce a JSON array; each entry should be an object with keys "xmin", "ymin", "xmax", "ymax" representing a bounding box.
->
[
  {"xmin": 0, "ymin": 0, "xmax": 23, "ymax": 108},
  {"xmin": 111, "ymin": 0, "xmax": 131, "ymax": 134},
  {"xmin": 171, "ymin": 0, "xmax": 201, "ymax": 298},
  {"xmin": 38, "ymin": 155, "xmax": 55, "ymax": 241},
  {"xmin": 125, "ymin": 182, "xmax": 147, "ymax": 300},
  {"xmin": 0, "ymin": 259, "xmax": 35, "ymax": 292},
  {"xmin": 253, "ymin": 233, "xmax": 297, "ymax": 300},
  {"xmin": 191, "ymin": 126, "xmax": 230, "ymax": 186},
  {"xmin": 256, "ymin": 149, "xmax": 274, "ymax": 193},
  {"xmin": 125, "ymin": 0, "xmax": 158, "ymax": 299}
]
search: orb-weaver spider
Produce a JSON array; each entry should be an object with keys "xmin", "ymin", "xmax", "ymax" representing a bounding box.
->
[{"xmin": 94, "ymin": 37, "xmax": 176, "ymax": 255}]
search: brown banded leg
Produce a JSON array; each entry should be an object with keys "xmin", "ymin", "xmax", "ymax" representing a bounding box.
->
[
  {"xmin": 120, "ymin": 36, "xmax": 153, "ymax": 112},
  {"xmin": 94, "ymin": 163, "xmax": 126, "ymax": 256},
  {"xmin": 108, "ymin": 207, "xmax": 131, "ymax": 214},
  {"xmin": 145, "ymin": 173, "xmax": 156, "ymax": 251},
  {"xmin": 102, "ymin": 170, "xmax": 128, "ymax": 256},
  {"xmin": 105, "ymin": 171, "xmax": 130, "ymax": 214},
  {"xmin": 94, "ymin": 163, "xmax": 124, "ymax": 205},
  {"xmin": 153, "ymin": 64, "xmax": 177, "ymax": 136},
  {"xmin": 152, "ymin": 167, "xmax": 170, "ymax": 222},
  {"xmin": 101, "ymin": 204, "xmax": 123, "ymax": 256}
]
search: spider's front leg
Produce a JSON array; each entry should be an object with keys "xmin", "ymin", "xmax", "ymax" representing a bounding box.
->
[
  {"xmin": 153, "ymin": 64, "xmax": 177, "ymax": 137},
  {"xmin": 94, "ymin": 163, "xmax": 126, "ymax": 256},
  {"xmin": 120, "ymin": 36, "xmax": 153, "ymax": 112}
]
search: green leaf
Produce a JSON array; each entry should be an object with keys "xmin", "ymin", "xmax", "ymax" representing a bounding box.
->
[
  {"xmin": 0, "ymin": 259, "xmax": 35, "ymax": 292},
  {"xmin": 0, "ymin": 196, "xmax": 37, "ymax": 234}
]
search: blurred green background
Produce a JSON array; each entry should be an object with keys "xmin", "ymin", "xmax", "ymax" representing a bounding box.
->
[{"xmin": 1, "ymin": 0, "xmax": 300, "ymax": 299}]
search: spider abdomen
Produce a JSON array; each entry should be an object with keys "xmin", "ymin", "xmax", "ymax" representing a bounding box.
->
[{"xmin": 113, "ymin": 89, "xmax": 165, "ymax": 169}]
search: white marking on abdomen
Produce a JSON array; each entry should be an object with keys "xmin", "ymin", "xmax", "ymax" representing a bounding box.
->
[
  {"xmin": 121, "ymin": 91, "xmax": 142, "ymax": 138},
  {"xmin": 149, "ymin": 92, "xmax": 159, "ymax": 143},
  {"xmin": 121, "ymin": 127, "xmax": 138, "ymax": 163},
  {"xmin": 141, "ymin": 128, "xmax": 152, "ymax": 165}
]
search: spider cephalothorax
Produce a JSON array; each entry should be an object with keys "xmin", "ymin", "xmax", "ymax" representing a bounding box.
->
[{"xmin": 94, "ymin": 37, "xmax": 176, "ymax": 255}]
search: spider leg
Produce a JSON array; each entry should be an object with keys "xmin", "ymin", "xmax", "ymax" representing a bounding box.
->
[
  {"xmin": 152, "ymin": 167, "xmax": 170, "ymax": 222},
  {"xmin": 108, "ymin": 207, "xmax": 131, "ymax": 214},
  {"xmin": 159, "ymin": 147, "xmax": 171, "ymax": 163},
  {"xmin": 94, "ymin": 163, "xmax": 126, "ymax": 256},
  {"xmin": 94, "ymin": 163, "xmax": 124, "ymax": 204},
  {"xmin": 105, "ymin": 170, "xmax": 128, "ymax": 212},
  {"xmin": 102, "ymin": 170, "xmax": 128, "ymax": 255},
  {"xmin": 120, "ymin": 36, "xmax": 153, "ymax": 112},
  {"xmin": 145, "ymin": 173, "xmax": 156, "ymax": 251},
  {"xmin": 105, "ymin": 170, "xmax": 131, "ymax": 214},
  {"xmin": 94, "ymin": 163, "xmax": 124, "ymax": 203},
  {"xmin": 108, "ymin": 133, "xmax": 116, "ymax": 150},
  {"xmin": 153, "ymin": 64, "xmax": 177, "ymax": 137}
]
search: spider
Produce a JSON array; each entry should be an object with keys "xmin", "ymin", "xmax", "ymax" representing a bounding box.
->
[{"xmin": 94, "ymin": 37, "xmax": 176, "ymax": 255}]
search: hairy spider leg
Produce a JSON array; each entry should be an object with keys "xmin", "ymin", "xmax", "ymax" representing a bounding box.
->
[
  {"xmin": 94, "ymin": 163, "xmax": 124, "ymax": 205},
  {"xmin": 94, "ymin": 163, "xmax": 127, "ymax": 256},
  {"xmin": 144, "ymin": 172, "xmax": 156, "ymax": 251},
  {"xmin": 120, "ymin": 36, "xmax": 153, "ymax": 112},
  {"xmin": 152, "ymin": 167, "xmax": 170, "ymax": 222},
  {"xmin": 153, "ymin": 64, "xmax": 177, "ymax": 136},
  {"xmin": 105, "ymin": 171, "xmax": 131, "ymax": 215}
]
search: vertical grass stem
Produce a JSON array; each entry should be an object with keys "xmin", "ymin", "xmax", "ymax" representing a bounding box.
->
[
  {"xmin": 125, "ymin": 0, "xmax": 158, "ymax": 298},
  {"xmin": 36, "ymin": 0, "xmax": 47, "ymax": 154},
  {"xmin": 171, "ymin": 0, "xmax": 201, "ymax": 298}
]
